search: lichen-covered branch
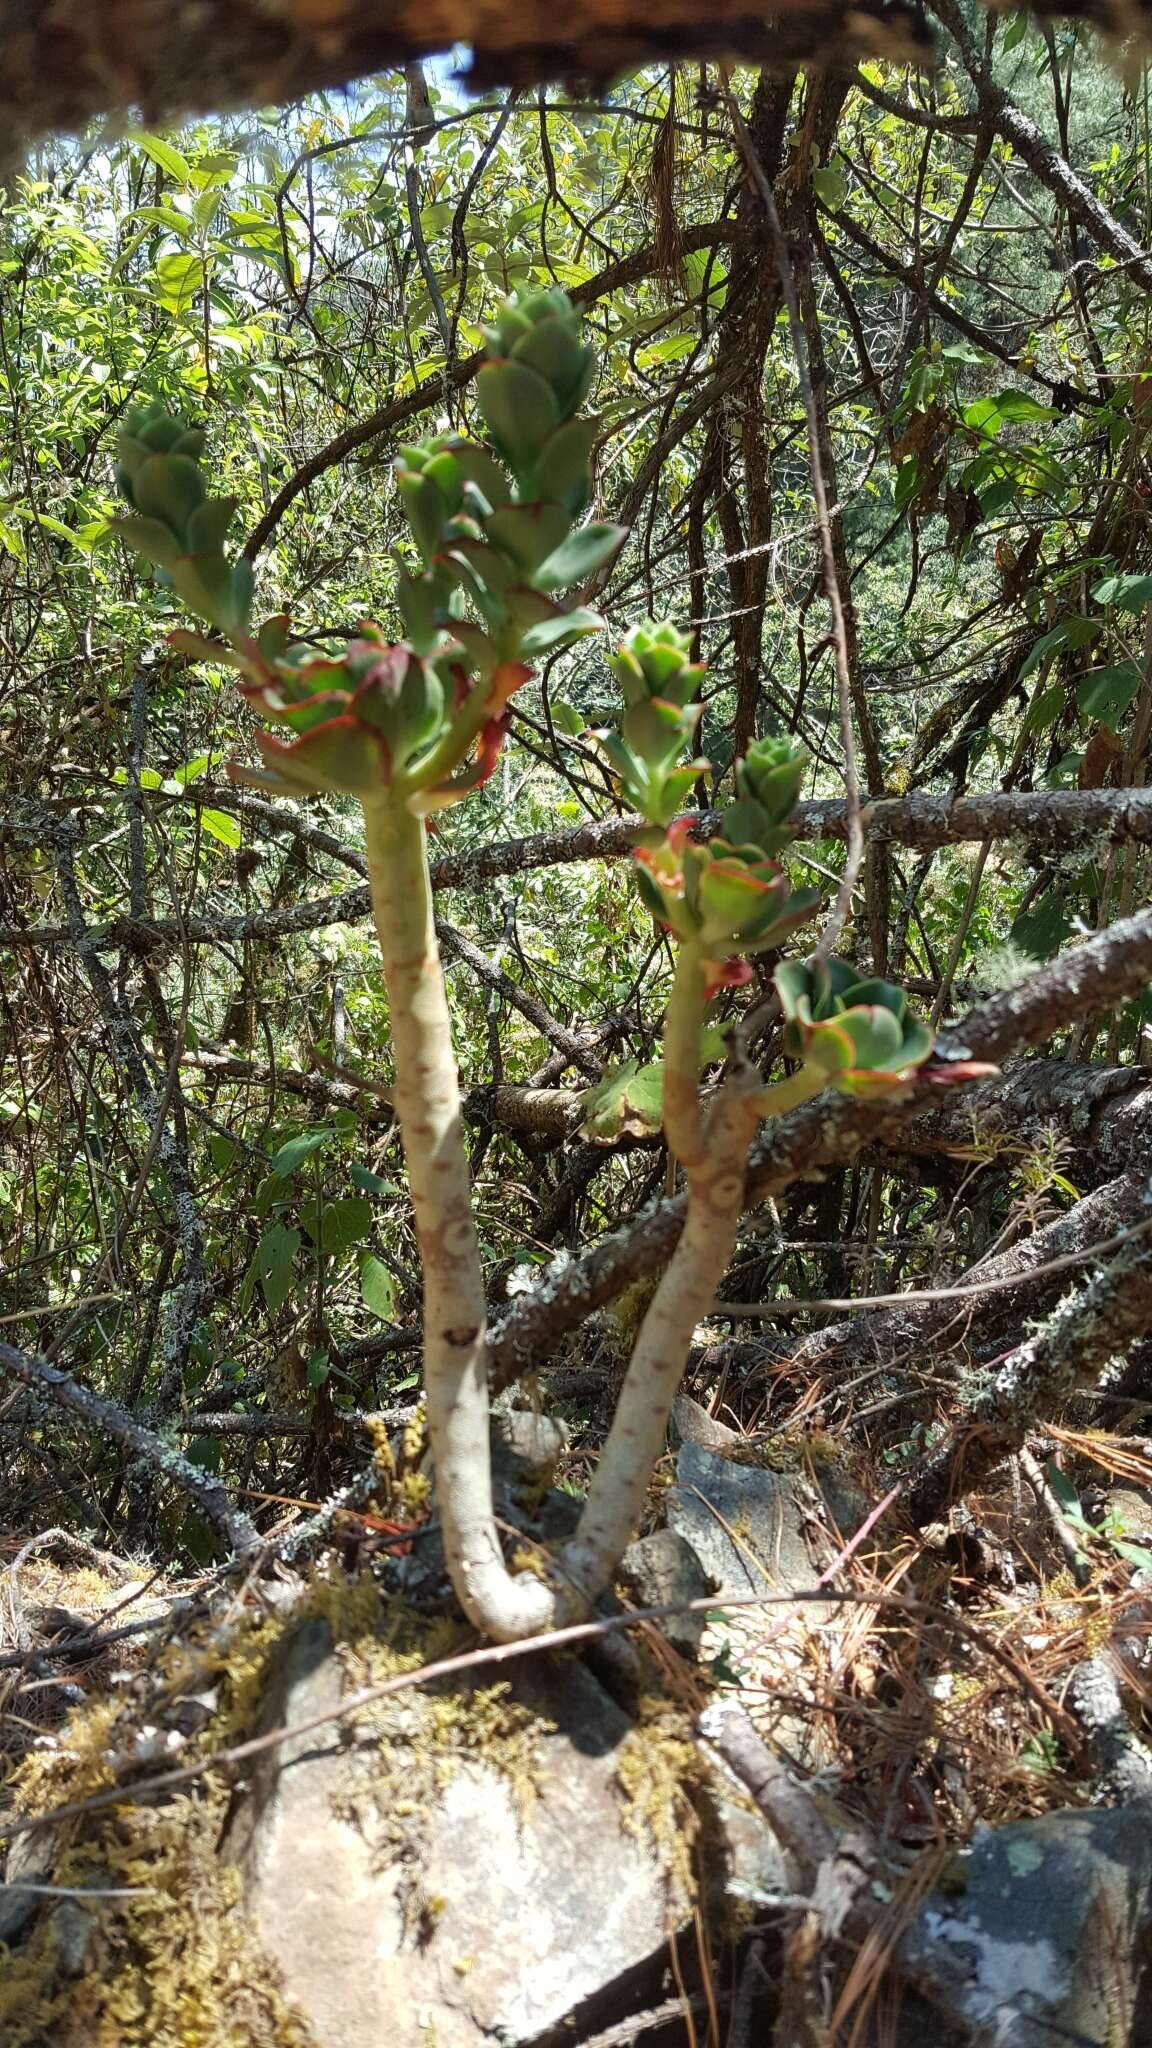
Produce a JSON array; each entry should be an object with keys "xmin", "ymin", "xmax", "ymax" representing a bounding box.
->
[
  {"xmin": 0, "ymin": 1338, "xmax": 259, "ymax": 1560},
  {"xmin": 905, "ymin": 1225, "xmax": 1152, "ymax": 1525}
]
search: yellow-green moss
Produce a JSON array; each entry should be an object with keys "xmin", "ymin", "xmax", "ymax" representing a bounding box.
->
[
  {"xmin": 615, "ymin": 1697, "xmax": 708, "ymax": 1910},
  {"xmin": 0, "ymin": 1595, "xmax": 314, "ymax": 2048},
  {"xmin": 0, "ymin": 1571, "xmax": 428, "ymax": 2048}
]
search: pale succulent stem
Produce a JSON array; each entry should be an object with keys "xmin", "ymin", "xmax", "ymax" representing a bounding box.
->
[
  {"xmin": 362, "ymin": 792, "xmax": 555, "ymax": 1641},
  {"xmin": 660, "ymin": 943, "xmax": 710, "ymax": 1170},
  {"xmin": 557, "ymin": 1085, "xmax": 760, "ymax": 1606}
]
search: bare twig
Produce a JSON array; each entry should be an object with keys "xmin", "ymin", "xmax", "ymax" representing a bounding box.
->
[{"xmin": 720, "ymin": 69, "xmax": 864, "ymax": 958}]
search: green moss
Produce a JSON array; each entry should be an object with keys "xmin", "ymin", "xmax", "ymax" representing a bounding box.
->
[
  {"xmin": 615, "ymin": 1696, "xmax": 707, "ymax": 1911},
  {"xmin": 0, "ymin": 1599, "xmax": 312, "ymax": 2048}
]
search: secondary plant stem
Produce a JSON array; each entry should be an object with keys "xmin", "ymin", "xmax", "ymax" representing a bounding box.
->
[
  {"xmin": 557, "ymin": 1086, "xmax": 760, "ymax": 1604},
  {"xmin": 660, "ymin": 943, "xmax": 710, "ymax": 1168}
]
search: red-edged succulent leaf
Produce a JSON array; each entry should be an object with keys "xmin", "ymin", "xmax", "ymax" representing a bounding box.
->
[
  {"xmin": 703, "ymin": 956, "xmax": 754, "ymax": 999},
  {"xmin": 253, "ymin": 717, "xmax": 389, "ymax": 795},
  {"xmin": 487, "ymin": 661, "xmax": 533, "ymax": 713}
]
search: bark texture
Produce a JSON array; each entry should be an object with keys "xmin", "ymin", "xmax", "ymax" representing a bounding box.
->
[{"xmin": 0, "ymin": 0, "xmax": 1134, "ymax": 144}]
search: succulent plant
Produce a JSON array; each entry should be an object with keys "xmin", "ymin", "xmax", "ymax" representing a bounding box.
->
[
  {"xmin": 233, "ymin": 623, "xmax": 447, "ymax": 796},
  {"xmin": 633, "ymin": 814, "xmax": 819, "ymax": 971},
  {"xmin": 603, "ymin": 621, "xmax": 707, "ymax": 827},
  {"xmin": 775, "ymin": 956, "xmax": 936, "ymax": 1098},
  {"xmin": 112, "ymin": 402, "xmax": 252, "ymax": 637},
  {"xmin": 720, "ymin": 733, "xmax": 810, "ymax": 857},
  {"xmin": 476, "ymin": 288, "xmax": 596, "ymax": 493},
  {"xmin": 109, "ymin": 289, "xmax": 629, "ymax": 805}
]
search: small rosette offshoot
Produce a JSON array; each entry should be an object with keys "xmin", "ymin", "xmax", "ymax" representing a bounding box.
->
[
  {"xmin": 603, "ymin": 621, "xmax": 706, "ymax": 828},
  {"xmin": 389, "ymin": 288, "xmax": 625, "ymax": 674},
  {"xmin": 775, "ymin": 957, "xmax": 935, "ymax": 1099},
  {"xmin": 113, "ymin": 402, "xmax": 253, "ymax": 640},
  {"xmin": 630, "ymin": 718, "xmax": 819, "ymax": 991}
]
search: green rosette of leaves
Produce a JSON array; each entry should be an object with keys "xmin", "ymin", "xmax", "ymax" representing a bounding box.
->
[
  {"xmin": 775, "ymin": 956, "xmax": 936, "ymax": 1098},
  {"xmin": 631, "ymin": 729, "xmax": 820, "ymax": 979},
  {"xmin": 602, "ymin": 620, "xmax": 707, "ymax": 828},
  {"xmin": 113, "ymin": 402, "xmax": 253, "ymax": 639}
]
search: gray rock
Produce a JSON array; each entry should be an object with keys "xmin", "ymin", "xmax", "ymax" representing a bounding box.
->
[
  {"xmin": 0, "ymin": 1825, "xmax": 57, "ymax": 1944},
  {"xmin": 667, "ymin": 1439, "xmax": 872, "ymax": 1765},
  {"xmin": 670, "ymin": 1393, "xmax": 745, "ymax": 1453},
  {"xmin": 900, "ymin": 1805, "xmax": 1152, "ymax": 2046},
  {"xmin": 618, "ymin": 1528, "xmax": 712, "ymax": 1654},
  {"xmin": 226, "ymin": 1619, "xmax": 681, "ymax": 2048},
  {"xmin": 668, "ymin": 1440, "xmax": 821, "ymax": 1598}
]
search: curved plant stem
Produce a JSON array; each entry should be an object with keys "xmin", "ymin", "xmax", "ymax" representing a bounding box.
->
[
  {"xmin": 362, "ymin": 792, "xmax": 555, "ymax": 1641},
  {"xmin": 557, "ymin": 1084, "xmax": 760, "ymax": 1605}
]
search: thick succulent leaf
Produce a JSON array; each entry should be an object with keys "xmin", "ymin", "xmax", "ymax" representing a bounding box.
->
[
  {"xmin": 742, "ymin": 885, "xmax": 821, "ymax": 949},
  {"xmin": 230, "ymin": 559, "xmax": 254, "ymax": 634},
  {"xmin": 443, "ymin": 619, "xmax": 498, "ymax": 679},
  {"xmin": 530, "ymin": 417, "xmax": 598, "ymax": 514},
  {"xmin": 257, "ymin": 614, "xmax": 290, "ymax": 663},
  {"xmin": 739, "ymin": 738, "xmax": 807, "ymax": 825},
  {"xmin": 109, "ymin": 511, "xmax": 182, "ymax": 570},
  {"xmin": 610, "ymin": 646, "xmax": 647, "ymax": 704},
  {"xmin": 842, "ymin": 977, "xmax": 906, "ymax": 1019},
  {"xmin": 635, "ymin": 641, "xmax": 693, "ymax": 697},
  {"xmin": 486, "ymin": 660, "xmax": 533, "ymax": 712},
  {"xmin": 623, "ymin": 695, "xmax": 693, "ymax": 768},
  {"xmin": 440, "ymin": 537, "xmax": 516, "ymax": 600},
  {"xmin": 422, "ymin": 448, "xmax": 463, "ymax": 512},
  {"xmin": 254, "ymin": 718, "xmax": 388, "ymax": 795},
  {"xmin": 225, "ymin": 759, "xmax": 294, "ymax": 796},
  {"xmin": 475, "ymin": 360, "xmax": 560, "ymax": 473},
  {"xmin": 822, "ymin": 958, "xmax": 860, "ymax": 1006},
  {"xmin": 448, "ymin": 439, "xmax": 513, "ymax": 510},
  {"xmin": 833, "ymin": 1004, "xmax": 906, "ymax": 1069},
  {"xmin": 696, "ymin": 857, "xmax": 781, "ymax": 939},
  {"xmin": 806, "ymin": 1017, "xmax": 860, "ymax": 1074},
  {"xmin": 167, "ymin": 626, "xmax": 243, "ymax": 667},
  {"xmin": 720, "ymin": 797, "xmax": 772, "ymax": 851},
  {"xmin": 519, "ymin": 606, "xmax": 604, "ymax": 658},
  {"xmin": 129, "ymin": 452, "xmax": 204, "ymax": 534},
  {"xmin": 897, "ymin": 1016, "xmax": 936, "ymax": 1069},
  {"xmin": 773, "ymin": 958, "xmax": 813, "ymax": 1019},
  {"xmin": 835, "ymin": 1064, "xmax": 924, "ymax": 1100},
  {"xmin": 485, "ymin": 500, "xmax": 571, "ymax": 574},
  {"xmin": 397, "ymin": 470, "xmax": 445, "ymax": 563},
  {"xmin": 535, "ymin": 521, "xmax": 626, "ymax": 592},
  {"xmin": 396, "ymin": 568, "xmax": 440, "ymax": 655},
  {"xmin": 503, "ymin": 585, "xmax": 566, "ymax": 629},
  {"xmin": 657, "ymin": 765, "xmax": 707, "ymax": 819},
  {"xmin": 273, "ymin": 689, "xmax": 356, "ymax": 734},
  {"xmin": 185, "ymin": 495, "xmax": 238, "ymax": 556},
  {"xmin": 511, "ymin": 316, "xmax": 589, "ymax": 398}
]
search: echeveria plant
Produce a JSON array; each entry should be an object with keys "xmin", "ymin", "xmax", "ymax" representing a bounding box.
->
[
  {"xmin": 775, "ymin": 956, "xmax": 937, "ymax": 1099},
  {"xmin": 113, "ymin": 289, "xmax": 945, "ymax": 1642}
]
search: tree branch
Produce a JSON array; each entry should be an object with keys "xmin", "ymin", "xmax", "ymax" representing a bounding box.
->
[{"xmin": 0, "ymin": 1338, "xmax": 260, "ymax": 1560}]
